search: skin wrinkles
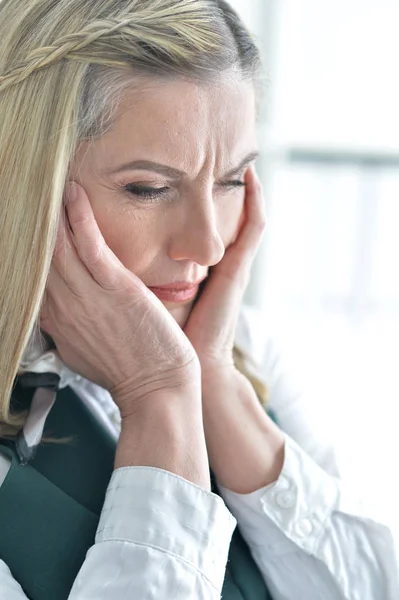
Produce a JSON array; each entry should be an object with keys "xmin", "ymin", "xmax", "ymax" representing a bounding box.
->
[
  {"xmin": 104, "ymin": 153, "xmax": 259, "ymax": 180},
  {"xmin": 70, "ymin": 77, "xmax": 258, "ymax": 327}
]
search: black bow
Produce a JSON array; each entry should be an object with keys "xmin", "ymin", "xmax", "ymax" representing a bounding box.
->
[{"xmin": 16, "ymin": 372, "xmax": 60, "ymax": 390}]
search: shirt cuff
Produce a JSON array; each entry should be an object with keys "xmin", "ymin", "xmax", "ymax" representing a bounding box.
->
[
  {"xmin": 217, "ymin": 434, "xmax": 340, "ymax": 555},
  {"xmin": 96, "ymin": 466, "xmax": 237, "ymax": 590}
]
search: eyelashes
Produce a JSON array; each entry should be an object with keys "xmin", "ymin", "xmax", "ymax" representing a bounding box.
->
[
  {"xmin": 123, "ymin": 180, "xmax": 247, "ymax": 203},
  {"xmin": 123, "ymin": 184, "xmax": 170, "ymax": 200}
]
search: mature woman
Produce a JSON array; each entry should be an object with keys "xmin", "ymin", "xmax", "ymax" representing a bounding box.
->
[{"xmin": 0, "ymin": 1, "xmax": 397, "ymax": 599}]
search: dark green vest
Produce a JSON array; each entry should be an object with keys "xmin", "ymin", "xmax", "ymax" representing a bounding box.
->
[{"xmin": 0, "ymin": 383, "xmax": 272, "ymax": 599}]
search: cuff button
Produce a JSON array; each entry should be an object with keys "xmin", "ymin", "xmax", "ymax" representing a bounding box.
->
[
  {"xmin": 275, "ymin": 490, "xmax": 296, "ymax": 509},
  {"xmin": 294, "ymin": 518, "xmax": 313, "ymax": 537}
]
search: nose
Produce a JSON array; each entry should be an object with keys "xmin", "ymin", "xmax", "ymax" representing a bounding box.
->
[{"xmin": 167, "ymin": 192, "xmax": 225, "ymax": 267}]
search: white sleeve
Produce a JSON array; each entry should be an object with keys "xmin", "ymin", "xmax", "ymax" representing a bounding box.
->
[
  {"xmin": 219, "ymin": 435, "xmax": 399, "ymax": 600},
  {"xmin": 221, "ymin": 306, "xmax": 399, "ymax": 600},
  {"xmin": 0, "ymin": 463, "xmax": 236, "ymax": 600}
]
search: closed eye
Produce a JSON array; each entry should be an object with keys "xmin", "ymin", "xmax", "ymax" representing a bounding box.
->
[
  {"xmin": 123, "ymin": 184, "xmax": 171, "ymax": 201},
  {"xmin": 220, "ymin": 179, "xmax": 247, "ymax": 189},
  {"xmin": 123, "ymin": 180, "xmax": 246, "ymax": 203}
]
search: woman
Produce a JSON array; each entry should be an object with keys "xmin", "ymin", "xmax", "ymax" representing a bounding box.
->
[{"xmin": 0, "ymin": 0, "xmax": 398, "ymax": 598}]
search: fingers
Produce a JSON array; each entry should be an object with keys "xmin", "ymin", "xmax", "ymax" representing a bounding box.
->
[
  {"xmin": 44, "ymin": 181, "xmax": 130, "ymax": 335},
  {"xmin": 52, "ymin": 204, "xmax": 90, "ymax": 293},
  {"xmin": 56, "ymin": 182, "xmax": 125, "ymax": 291},
  {"xmin": 66, "ymin": 182, "xmax": 123, "ymax": 289},
  {"xmin": 233, "ymin": 166, "xmax": 266, "ymax": 262},
  {"xmin": 215, "ymin": 166, "xmax": 266, "ymax": 286},
  {"xmin": 192, "ymin": 167, "xmax": 265, "ymax": 321}
]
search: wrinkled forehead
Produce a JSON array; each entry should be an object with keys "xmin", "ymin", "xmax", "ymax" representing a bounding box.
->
[{"xmin": 77, "ymin": 77, "xmax": 258, "ymax": 178}]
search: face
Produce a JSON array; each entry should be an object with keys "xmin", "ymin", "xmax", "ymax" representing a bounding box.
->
[{"xmin": 70, "ymin": 77, "xmax": 258, "ymax": 327}]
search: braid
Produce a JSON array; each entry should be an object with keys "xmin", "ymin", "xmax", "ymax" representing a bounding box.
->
[
  {"xmin": 0, "ymin": 21, "xmax": 124, "ymax": 89},
  {"xmin": 0, "ymin": 0, "xmax": 262, "ymax": 437},
  {"xmin": 0, "ymin": 1, "xmax": 221, "ymax": 91}
]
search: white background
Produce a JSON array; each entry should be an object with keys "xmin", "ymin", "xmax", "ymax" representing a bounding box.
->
[{"xmin": 229, "ymin": 0, "xmax": 399, "ymax": 517}]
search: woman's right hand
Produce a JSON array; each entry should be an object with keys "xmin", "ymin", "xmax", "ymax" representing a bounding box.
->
[{"xmin": 40, "ymin": 181, "xmax": 200, "ymax": 418}]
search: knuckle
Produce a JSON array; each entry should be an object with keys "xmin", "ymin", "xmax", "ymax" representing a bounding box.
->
[
  {"xmin": 80, "ymin": 239, "xmax": 103, "ymax": 266},
  {"xmin": 257, "ymin": 216, "xmax": 267, "ymax": 232},
  {"xmin": 69, "ymin": 208, "xmax": 91, "ymax": 228}
]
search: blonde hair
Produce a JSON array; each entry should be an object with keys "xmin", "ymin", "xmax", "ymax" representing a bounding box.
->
[{"xmin": 0, "ymin": 0, "xmax": 264, "ymax": 438}]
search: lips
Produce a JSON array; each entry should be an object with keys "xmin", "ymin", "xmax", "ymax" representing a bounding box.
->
[
  {"xmin": 150, "ymin": 280, "xmax": 203, "ymax": 291},
  {"xmin": 148, "ymin": 286, "xmax": 199, "ymax": 303},
  {"xmin": 148, "ymin": 276, "xmax": 206, "ymax": 303}
]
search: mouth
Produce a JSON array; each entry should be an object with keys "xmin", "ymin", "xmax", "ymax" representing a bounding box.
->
[
  {"xmin": 149, "ymin": 286, "xmax": 199, "ymax": 303},
  {"xmin": 148, "ymin": 276, "xmax": 207, "ymax": 304}
]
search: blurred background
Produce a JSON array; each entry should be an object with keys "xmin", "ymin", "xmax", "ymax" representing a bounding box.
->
[{"xmin": 230, "ymin": 0, "xmax": 399, "ymax": 516}]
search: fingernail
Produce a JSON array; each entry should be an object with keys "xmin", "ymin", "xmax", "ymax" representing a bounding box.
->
[{"xmin": 66, "ymin": 181, "xmax": 78, "ymax": 202}]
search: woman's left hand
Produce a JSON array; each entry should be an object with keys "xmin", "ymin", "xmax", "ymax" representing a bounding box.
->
[
  {"xmin": 183, "ymin": 166, "xmax": 266, "ymax": 382},
  {"xmin": 184, "ymin": 168, "xmax": 285, "ymax": 494}
]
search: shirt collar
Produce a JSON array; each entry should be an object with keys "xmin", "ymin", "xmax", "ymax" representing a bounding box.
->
[
  {"xmin": 16, "ymin": 328, "xmax": 86, "ymax": 464},
  {"xmin": 20, "ymin": 327, "xmax": 81, "ymax": 389}
]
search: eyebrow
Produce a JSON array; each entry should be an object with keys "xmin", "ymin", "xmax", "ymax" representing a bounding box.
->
[
  {"xmin": 223, "ymin": 151, "xmax": 259, "ymax": 178},
  {"xmin": 105, "ymin": 151, "xmax": 259, "ymax": 179}
]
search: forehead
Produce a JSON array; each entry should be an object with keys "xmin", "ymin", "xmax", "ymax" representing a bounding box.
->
[{"xmin": 91, "ymin": 77, "xmax": 257, "ymax": 173}]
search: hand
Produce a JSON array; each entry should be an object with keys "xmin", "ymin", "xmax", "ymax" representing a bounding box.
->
[
  {"xmin": 183, "ymin": 166, "xmax": 266, "ymax": 381},
  {"xmin": 40, "ymin": 182, "xmax": 200, "ymax": 416}
]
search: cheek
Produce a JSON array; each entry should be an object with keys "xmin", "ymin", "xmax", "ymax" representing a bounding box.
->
[
  {"xmin": 70, "ymin": 164, "xmax": 163, "ymax": 277},
  {"xmin": 92, "ymin": 203, "xmax": 161, "ymax": 274}
]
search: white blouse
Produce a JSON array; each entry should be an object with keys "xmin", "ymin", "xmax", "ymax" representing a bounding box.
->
[{"xmin": 0, "ymin": 305, "xmax": 398, "ymax": 599}]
